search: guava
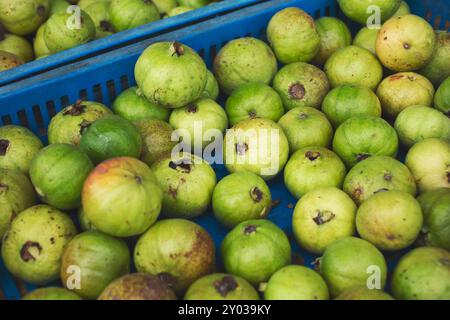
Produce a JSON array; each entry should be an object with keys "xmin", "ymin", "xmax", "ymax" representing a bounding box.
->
[
  {"xmin": 221, "ymin": 219, "xmax": 291, "ymax": 286},
  {"xmin": 212, "ymin": 171, "xmax": 271, "ymax": 228},
  {"xmin": 376, "ymin": 15, "xmax": 436, "ymax": 71},
  {"xmin": 49, "ymin": 0, "xmax": 70, "ymax": 15},
  {"xmin": 324, "ymin": 46, "xmax": 383, "ymax": 90},
  {"xmin": 392, "ymin": 1, "xmax": 410, "ymax": 17},
  {"xmin": 152, "ymin": 0, "xmax": 177, "ymax": 14},
  {"xmin": 151, "ymin": 153, "xmax": 216, "ymax": 218},
  {"xmin": 278, "ymin": 107, "xmax": 333, "ymax": 153},
  {"xmin": 391, "ymin": 247, "xmax": 450, "ymax": 300},
  {"xmin": 202, "ymin": 70, "xmax": 219, "ymax": 101},
  {"xmin": 311, "ymin": 17, "xmax": 352, "ymax": 66},
  {"xmin": 376, "ymin": 72, "xmax": 435, "ymax": 119},
  {"xmin": 165, "ymin": 6, "xmax": 193, "ymax": 17},
  {"xmin": 0, "ymin": 0, "xmax": 50, "ymax": 36},
  {"xmin": 343, "ymin": 156, "xmax": 416, "ymax": 205},
  {"xmin": 224, "ymin": 118, "xmax": 289, "ymax": 181},
  {"xmin": 321, "ymin": 85, "xmax": 382, "ymax": 128},
  {"xmin": 110, "ymin": 0, "xmax": 160, "ymax": 32},
  {"xmin": 135, "ymin": 41, "xmax": 207, "ymax": 108},
  {"xmin": 185, "ymin": 273, "xmax": 259, "ymax": 300},
  {"xmin": 0, "ymin": 125, "xmax": 43, "ymax": 174},
  {"xmin": 419, "ymin": 31, "xmax": 450, "ymax": 86},
  {"xmin": 135, "ymin": 119, "xmax": 176, "ymax": 166},
  {"xmin": 353, "ymin": 27, "xmax": 379, "ymax": 55},
  {"xmin": 169, "ymin": 98, "xmax": 228, "ymax": 149},
  {"xmin": 178, "ymin": 0, "xmax": 211, "ymax": 8},
  {"xmin": 434, "ymin": 76, "xmax": 450, "ymax": 115},
  {"xmin": 134, "ymin": 219, "xmax": 215, "ymax": 295},
  {"xmin": 30, "ymin": 144, "xmax": 93, "ymax": 210},
  {"xmin": 332, "ymin": 116, "xmax": 398, "ymax": 167},
  {"xmin": 273, "ymin": 62, "xmax": 330, "ymax": 110},
  {"xmin": 1, "ymin": 204, "xmax": 77, "ymax": 285},
  {"xmin": 82, "ymin": 157, "xmax": 163, "ymax": 237},
  {"xmin": 213, "ymin": 37, "xmax": 277, "ymax": 95},
  {"xmin": 266, "ymin": 7, "xmax": 320, "ymax": 64},
  {"xmin": 22, "ymin": 287, "xmax": 82, "ymax": 300},
  {"xmin": 318, "ymin": 237, "xmax": 387, "ymax": 297},
  {"xmin": 33, "ymin": 23, "xmax": 51, "ymax": 58},
  {"xmin": 0, "ymin": 168, "xmax": 36, "ymax": 240},
  {"xmin": 0, "ymin": 51, "xmax": 24, "ymax": 71},
  {"xmin": 79, "ymin": 0, "xmax": 113, "ymax": 38},
  {"xmin": 263, "ymin": 265, "xmax": 329, "ymax": 300},
  {"xmin": 77, "ymin": 207, "xmax": 96, "ymax": 231},
  {"xmin": 60, "ymin": 231, "xmax": 130, "ymax": 299},
  {"xmin": 44, "ymin": 10, "xmax": 96, "ymax": 53},
  {"xmin": 405, "ymin": 138, "xmax": 450, "ymax": 192},
  {"xmin": 225, "ymin": 82, "xmax": 284, "ymax": 126},
  {"xmin": 99, "ymin": 273, "xmax": 177, "ymax": 300},
  {"xmin": 337, "ymin": 0, "xmax": 401, "ymax": 24},
  {"xmin": 284, "ymin": 147, "xmax": 346, "ymax": 199},
  {"xmin": 335, "ymin": 287, "xmax": 393, "ymax": 300},
  {"xmin": 79, "ymin": 115, "xmax": 142, "ymax": 164},
  {"xmin": 0, "ymin": 32, "xmax": 34, "ymax": 62}
]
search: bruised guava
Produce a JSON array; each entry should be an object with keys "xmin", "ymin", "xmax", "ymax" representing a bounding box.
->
[
  {"xmin": 0, "ymin": 0, "xmax": 50, "ymax": 36},
  {"xmin": 0, "ymin": 32, "xmax": 34, "ymax": 62},
  {"xmin": 221, "ymin": 219, "xmax": 291, "ymax": 286},
  {"xmin": 185, "ymin": 273, "xmax": 259, "ymax": 300},
  {"xmin": 335, "ymin": 287, "xmax": 393, "ymax": 300},
  {"xmin": 22, "ymin": 287, "xmax": 82, "ymax": 300},
  {"xmin": 152, "ymin": 0, "xmax": 177, "ymax": 14},
  {"xmin": 419, "ymin": 31, "xmax": 450, "ymax": 86},
  {"xmin": 391, "ymin": 247, "xmax": 450, "ymax": 300},
  {"xmin": 356, "ymin": 190, "xmax": 423, "ymax": 250},
  {"xmin": 224, "ymin": 118, "xmax": 289, "ymax": 181},
  {"xmin": 434, "ymin": 76, "xmax": 450, "ymax": 115},
  {"xmin": 321, "ymin": 85, "xmax": 382, "ymax": 128},
  {"xmin": 134, "ymin": 219, "xmax": 215, "ymax": 295},
  {"xmin": 82, "ymin": 157, "xmax": 163, "ymax": 237},
  {"xmin": 225, "ymin": 82, "xmax": 284, "ymax": 126},
  {"xmin": 151, "ymin": 153, "xmax": 216, "ymax": 218},
  {"xmin": 0, "ymin": 125, "xmax": 43, "ymax": 174},
  {"xmin": 267, "ymin": 7, "xmax": 320, "ymax": 64},
  {"xmin": 353, "ymin": 27, "xmax": 379, "ymax": 55},
  {"xmin": 395, "ymin": 105, "xmax": 450, "ymax": 147},
  {"xmin": 178, "ymin": 0, "xmax": 211, "ymax": 8},
  {"xmin": 99, "ymin": 273, "xmax": 177, "ymax": 300},
  {"xmin": 33, "ymin": 23, "xmax": 50, "ymax": 58},
  {"xmin": 273, "ymin": 62, "xmax": 329, "ymax": 110},
  {"xmin": 332, "ymin": 116, "xmax": 398, "ymax": 167},
  {"xmin": 324, "ymin": 46, "xmax": 383, "ymax": 90},
  {"xmin": 135, "ymin": 41, "xmax": 207, "ymax": 108},
  {"xmin": 110, "ymin": 0, "xmax": 160, "ymax": 32},
  {"xmin": 263, "ymin": 265, "xmax": 329, "ymax": 300},
  {"xmin": 202, "ymin": 70, "xmax": 219, "ymax": 101},
  {"xmin": 292, "ymin": 187, "xmax": 356, "ymax": 254},
  {"xmin": 343, "ymin": 156, "xmax": 416, "ymax": 205},
  {"xmin": 405, "ymin": 138, "xmax": 450, "ymax": 192},
  {"xmin": 79, "ymin": 0, "xmax": 113, "ymax": 38},
  {"xmin": 213, "ymin": 37, "xmax": 277, "ymax": 95},
  {"xmin": 1, "ymin": 204, "xmax": 77, "ymax": 285},
  {"xmin": 212, "ymin": 171, "xmax": 271, "ymax": 228},
  {"xmin": 376, "ymin": 72, "xmax": 435, "ymax": 119},
  {"xmin": 61, "ymin": 231, "xmax": 130, "ymax": 299},
  {"xmin": 376, "ymin": 15, "xmax": 436, "ymax": 71},
  {"xmin": 284, "ymin": 147, "xmax": 346, "ymax": 199},
  {"xmin": 337, "ymin": 0, "xmax": 401, "ymax": 24},
  {"xmin": 318, "ymin": 237, "xmax": 387, "ymax": 297},
  {"xmin": 0, "ymin": 168, "xmax": 36, "ymax": 240},
  {"xmin": 0, "ymin": 51, "xmax": 24, "ymax": 71},
  {"xmin": 48, "ymin": 100, "xmax": 112, "ymax": 146}
]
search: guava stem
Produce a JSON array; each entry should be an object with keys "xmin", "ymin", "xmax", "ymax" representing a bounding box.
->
[
  {"xmin": 172, "ymin": 42, "xmax": 185, "ymax": 57},
  {"xmin": 289, "ymin": 83, "xmax": 306, "ymax": 100},
  {"xmin": 305, "ymin": 151, "xmax": 320, "ymax": 161},
  {"xmin": 244, "ymin": 224, "xmax": 257, "ymax": 235},
  {"xmin": 235, "ymin": 143, "xmax": 248, "ymax": 156},
  {"xmin": 250, "ymin": 187, "xmax": 263, "ymax": 203},
  {"xmin": 64, "ymin": 100, "xmax": 86, "ymax": 116},
  {"xmin": 214, "ymin": 276, "xmax": 238, "ymax": 297},
  {"xmin": 20, "ymin": 241, "xmax": 42, "ymax": 262},
  {"xmin": 0, "ymin": 139, "xmax": 10, "ymax": 156}
]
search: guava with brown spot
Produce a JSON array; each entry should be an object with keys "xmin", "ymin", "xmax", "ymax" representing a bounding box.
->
[
  {"xmin": 419, "ymin": 31, "xmax": 450, "ymax": 86},
  {"xmin": 434, "ymin": 76, "xmax": 450, "ymax": 115},
  {"xmin": 110, "ymin": 0, "xmax": 159, "ymax": 32},
  {"xmin": 0, "ymin": 50, "xmax": 24, "ymax": 71},
  {"xmin": 1, "ymin": 204, "xmax": 77, "ymax": 285},
  {"xmin": 22, "ymin": 287, "xmax": 82, "ymax": 300},
  {"xmin": 79, "ymin": 0, "xmax": 113, "ymax": 38},
  {"xmin": 0, "ymin": 0, "xmax": 50, "ymax": 36},
  {"xmin": 134, "ymin": 219, "xmax": 215, "ymax": 295},
  {"xmin": 337, "ymin": 0, "xmax": 401, "ymax": 24},
  {"xmin": 353, "ymin": 27, "xmax": 379, "ymax": 55},
  {"xmin": 335, "ymin": 287, "xmax": 393, "ymax": 300},
  {"xmin": 0, "ymin": 32, "xmax": 34, "ymax": 62}
]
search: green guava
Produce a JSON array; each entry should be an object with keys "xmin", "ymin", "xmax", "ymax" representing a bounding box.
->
[
  {"xmin": 419, "ymin": 31, "xmax": 450, "ymax": 86},
  {"xmin": 324, "ymin": 45, "xmax": 383, "ymax": 90},
  {"xmin": 278, "ymin": 106, "xmax": 333, "ymax": 153},
  {"xmin": 353, "ymin": 27, "xmax": 379, "ymax": 55},
  {"xmin": 266, "ymin": 7, "xmax": 320, "ymax": 64},
  {"xmin": 0, "ymin": 125, "xmax": 43, "ymax": 174},
  {"xmin": 22, "ymin": 287, "xmax": 82, "ymax": 300},
  {"xmin": 82, "ymin": 157, "xmax": 162, "ymax": 237},
  {"xmin": 343, "ymin": 156, "xmax": 416, "ymax": 205},
  {"xmin": 202, "ymin": 70, "xmax": 219, "ymax": 101},
  {"xmin": 376, "ymin": 14, "xmax": 436, "ymax": 71},
  {"xmin": 134, "ymin": 219, "xmax": 215, "ymax": 295},
  {"xmin": 392, "ymin": 1, "xmax": 410, "ymax": 17},
  {"xmin": 318, "ymin": 237, "xmax": 387, "ymax": 297},
  {"xmin": 165, "ymin": 6, "xmax": 193, "ymax": 17},
  {"xmin": 185, "ymin": 273, "xmax": 259, "ymax": 300},
  {"xmin": 332, "ymin": 116, "xmax": 398, "ymax": 167},
  {"xmin": 99, "ymin": 273, "xmax": 177, "ymax": 300},
  {"xmin": 151, "ymin": 153, "xmax": 216, "ymax": 218},
  {"xmin": 178, "ymin": 0, "xmax": 211, "ymax": 8},
  {"xmin": 110, "ymin": 0, "xmax": 160, "ymax": 32},
  {"xmin": 434, "ymin": 76, "xmax": 450, "ymax": 115},
  {"xmin": 0, "ymin": 51, "xmax": 24, "ymax": 71},
  {"xmin": 284, "ymin": 147, "xmax": 346, "ymax": 199},
  {"xmin": 79, "ymin": 0, "xmax": 113, "ymax": 38},
  {"xmin": 224, "ymin": 118, "xmax": 289, "ymax": 181},
  {"xmin": 321, "ymin": 85, "xmax": 382, "ymax": 128},
  {"xmin": 221, "ymin": 219, "xmax": 291, "ymax": 286},
  {"xmin": 33, "ymin": 22, "xmax": 51, "ymax": 58},
  {"xmin": 49, "ymin": 0, "xmax": 71, "ymax": 15},
  {"xmin": 135, "ymin": 41, "xmax": 207, "ymax": 108},
  {"xmin": 272, "ymin": 62, "xmax": 330, "ymax": 110},
  {"xmin": 1, "ymin": 204, "xmax": 77, "ymax": 285},
  {"xmin": 77, "ymin": 207, "xmax": 96, "ymax": 231},
  {"xmin": 0, "ymin": 0, "xmax": 50, "ymax": 35},
  {"xmin": 225, "ymin": 82, "xmax": 284, "ymax": 126},
  {"xmin": 376, "ymin": 72, "xmax": 435, "ymax": 119},
  {"xmin": 212, "ymin": 171, "xmax": 271, "ymax": 228},
  {"xmin": 337, "ymin": 0, "xmax": 401, "ymax": 24},
  {"xmin": 0, "ymin": 32, "xmax": 34, "ymax": 62},
  {"xmin": 391, "ymin": 247, "xmax": 450, "ymax": 300},
  {"xmin": 213, "ymin": 37, "xmax": 277, "ymax": 95},
  {"xmin": 335, "ymin": 287, "xmax": 393, "ymax": 300},
  {"xmin": 152, "ymin": 0, "xmax": 177, "ymax": 14},
  {"xmin": 405, "ymin": 138, "xmax": 450, "ymax": 192}
]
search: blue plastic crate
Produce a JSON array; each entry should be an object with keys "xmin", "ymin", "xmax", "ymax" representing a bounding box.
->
[
  {"xmin": 0, "ymin": 0, "xmax": 448, "ymax": 300},
  {"xmin": 0, "ymin": 0, "xmax": 265, "ymax": 87}
]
